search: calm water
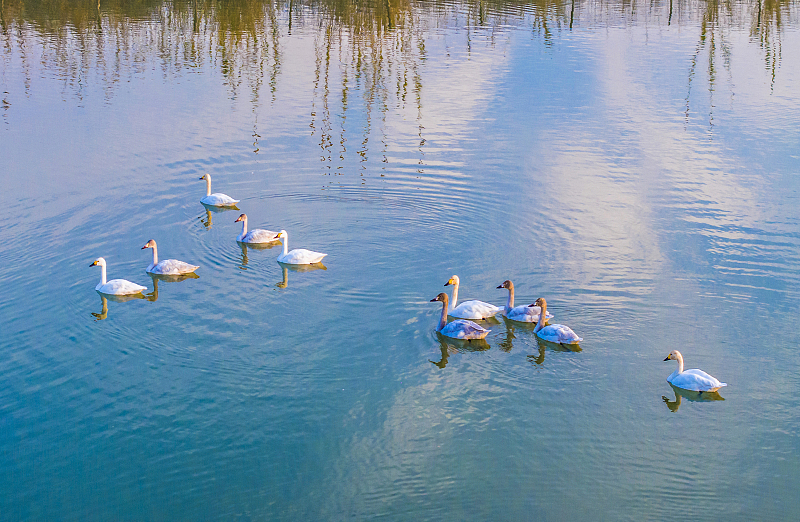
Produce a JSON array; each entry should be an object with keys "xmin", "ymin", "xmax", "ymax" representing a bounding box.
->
[{"xmin": 2, "ymin": 0, "xmax": 800, "ymax": 519}]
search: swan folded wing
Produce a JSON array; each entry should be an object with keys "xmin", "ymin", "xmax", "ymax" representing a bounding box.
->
[
  {"xmin": 202, "ymin": 193, "xmax": 239, "ymax": 206},
  {"xmin": 243, "ymin": 229, "xmax": 279, "ymax": 244},
  {"xmin": 539, "ymin": 324, "xmax": 582, "ymax": 343},
  {"xmin": 507, "ymin": 305, "xmax": 554, "ymax": 322},
  {"xmin": 442, "ymin": 319, "xmax": 489, "ymax": 340},
  {"xmin": 280, "ymin": 249, "xmax": 327, "ymax": 265},
  {"xmin": 671, "ymin": 370, "xmax": 726, "ymax": 391},
  {"xmin": 150, "ymin": 259, "xmax": 199, "ymax": 275},
  {"xmin": 97, "ymin": 279, "xmax": 146, "ymax": 295},
  {"xmin": 450, "ymin": 300, "xmax": 501, "ymax": 320}
]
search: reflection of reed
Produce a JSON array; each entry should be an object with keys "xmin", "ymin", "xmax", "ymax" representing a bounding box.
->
[{"xmin": 2, "ymin": 0, "xmax": 796, "ymax": 144}]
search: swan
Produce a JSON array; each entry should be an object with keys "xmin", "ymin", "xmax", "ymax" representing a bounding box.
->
[
  {"xmin": 235, "ymin": 214, "xmax": 279, "ymax": 244},
  {"xmin": 90, "ymin": 257, "xmax": 147, "ymax": 295},
  {"xmin": 443, "ymin": 275, "xmax": 501, "ymax": 320},
  {"xmin": 430, "ymin": 292, "xmax": 490, "ymax": 340},
  {"xmin": 141, "ymin": 239, "xmax": 199, "ymax": 275},
  {"xmin": 275, "ymin": 230, "xmax": 327, "ymax": 265},
  {"xmin": 530, "ymin": 297, "xmax": 582, "ymax": 344},
  {"xmin": 496, "ymin": 280, "xmax": 554, "ymax": 323},
  {"xmin": 199, "ymin": 173, "xmax": 239, "ymax": 207},
  {"xmin": 664, "ymin": 350, "xmax": 727, "ymax": 392}
]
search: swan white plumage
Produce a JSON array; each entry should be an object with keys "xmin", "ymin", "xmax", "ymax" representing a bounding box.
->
[
  {"xmin": 276, "ymin": 230, "xmax": 327, "ymax": 265},
  {"xmin": 664, "ymin": 350, "xmax": 727, "ymax": 392},
  {"xmin": 496, "ymin": 280, "xmax": 554, "ymax": 323},
  {"xmin": 444, "ymin": 275, "xmax": 501, "ymax": 320},
  {"xmin": 430, "ymin": 292, "xmax": 490, "ymax": 340},
  {"xmin": 90, "ymin": 257, "xmax": 147, "ymax": 295},
  {"xmin": 235, "ymin": 214, "xmax": 279, "ymax": 244},
  {"xmin": 199, "ymin": 173, "xmax": 239, "ymax": 207},
  {"xmin": 141, "ymin": 239, "xmax": 199, "ymax": 275},
  {"xmin": 531, "ymin": 297, "xmax": 582, "ymax": 344}
]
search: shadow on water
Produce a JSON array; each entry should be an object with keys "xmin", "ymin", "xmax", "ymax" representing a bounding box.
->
[
  {"xmin": 275, "ymin": 261, "xmax": 327, "ymax": 287},
  {"xmin": 238, "ymin": 241, "xmax": 280, "ymax": 269},
  {"xmin": 661, "ymin": 382, "xmax": 725, "ymax": 413},
  {"xmin": 429, "ymin": 333, "xmax": 490, "ymax": 368},
  {"xmin": 91, "ymin": 292, "xmax": 145, "ymax": 320},
  {"xmin": 527, "ymin": 336, "xmax": 581, "ymax": 366},
  {"xmin": 199, "ymin": 204, "xmax": 240, "ymax": 230}
]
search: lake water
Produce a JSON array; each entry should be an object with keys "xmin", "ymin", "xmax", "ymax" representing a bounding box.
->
[{"xmin": 2, "ymin": 0, "xmax": 800, "ymax": 519}]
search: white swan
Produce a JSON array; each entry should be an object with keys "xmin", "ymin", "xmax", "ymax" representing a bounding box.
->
[
  {"xmin": 444, "ymin": 275, "xmax": 501, "ymax": 320},
  {"xmin": 531, "ymin": 297, "xmax": 582, "ymax": 344},
  {"xmin": 496, "ymin": 280, "xmax": 554, "ymax": 323},
  {"xmin": 235, "ymin": 214, "xmax": 279, "ymax": 244},
  {"xmin": 141, "ymin": 239, "xmax": 199, "ymax": 275},
  {"xmin": 276, "ymin": 230, "xmax": 327, "ymax": 265},
  {"xmin": 430, "ymin": 292, "xmax": 490, "ymax": 340},
  {"xmin": 664, "ymin": 350, "xmax": 727, "ymax": 392},
  {"xmin": 199, "ymin": 173, "xmax": 239, "ymax": 207},
  {"xmin": 90, "ymin": 257, "xmax": 147, "ymax": 295}
]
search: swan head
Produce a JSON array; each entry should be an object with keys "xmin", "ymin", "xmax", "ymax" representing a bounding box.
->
[
  {"xmin": 90, "ymin": 257, "xmax": 106, "ymax": 268},
  {"xmin": 141, "ymin": 239, "xmax": 157, "ymax": 250},
  {"xmin": 497, "ymin": 280, "xmax": 513, "ymax": 290},
  {"xmin": 530, "ymin": 297, "xmax": 546, "ymax": 308},
  {"xmin": 444, "ymin": 275, "xmax": 460, "ymax": 287},
  {"xmin": 430, "ymin": 292, "xmax": 449, "ymax": 305},
  {"xmin": 664, "ymin": 350, "xmax": 683, "ymax": 362},
  {"xmin": 199, "ymin": 173, "xmax": 210, "ymax": 181},
  {"xmin": 235, "ymin": 213, "xmax": 247, "ymax": 223},
  {"xmin": 276, "ymin": 230, "xmax": 288, "ymax": 242}
]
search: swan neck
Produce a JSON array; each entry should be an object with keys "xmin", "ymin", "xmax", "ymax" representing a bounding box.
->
[
  {"xmin": 205, "ymin": 177, "xmax": 211, "ymax": 196},
  {"xmin": 151, "ymin": 245, "xmax": 158, "ymax": 265},
  {"xmin": 449, "ymin": 281, "xmax": 459, "ymax": 311},
  {"xmin": 282, "ymin": 234, "xmax": 288, "ymax": 256},
  {"xmin": 100, "ymin": 263, "xmax": 107, "ymax": 286},
  {"xmin": 240, "ymin": 217, "xmax": 248, "ymax": 237},
  {"xmin": 676, "ymin": 353, "xmax": 684, "ymax": 374},
  {"xmin": 506, "ymin": 286, "xmax": 514, "ymax": 311},
  {"xmin": 534, "ymin": 302, "xmax": 546, "ymax": 333},
  {"xmin": 438, "ymin": 299, "xmax": 448, "ymax": 332}
]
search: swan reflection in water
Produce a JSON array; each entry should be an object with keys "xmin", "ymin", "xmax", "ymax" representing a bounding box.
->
[
  {"xmin": 497, "ymin": 317, "xmax": 538, "ymax": 353},
  {"xmin": 662, "ymin": 383, "xmax": 724, "ymax": 412},
  {"xmin": 239, "ymin": 241, "xmax": 280, "ymax": 270},
  {"xmin": 429, "ymin": 334, "xmax": 490, "ymax": 369},
  {"xmin": 527, "ymin": 336, "xmax": 582, "ymax": 366},
  {"xmin": 199, "ymin": 202, "xmax": 239, "ymax": 230},
  {"xmin": 143, "ymin": 271, "xmax": 200, "ymax": 301},
  {"xmin": 91, "ymin": 293, "xmax": 145, "ymax": 321},
  {"xmin": 276, "ymin": 261, "xmax": 327, "ymax": 288}
]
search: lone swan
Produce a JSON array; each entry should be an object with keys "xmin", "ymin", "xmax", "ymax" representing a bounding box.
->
[
  {"xmin": 496, "ymin": 280, "xmax": 553, "ymax": 323},
  {"xmin": 531, "ymin": 297, "xmax": 582, "ymax": 345},
  {"xmin": 199, "ymin": 173, "xmax": 239, "ymax": 207},
  {"xmin": 430, "ymin": 292, "xmax": 490, "ymax": 340},
  {"xmin": 235, "ymin": 214, "xmax": 279, "ymax": 244},
  {"xmin": 444, "ymin": 275, "xmax": 501, "ymax": 320},
  {"xmin": 276, "ymin": 230, "xmax": 327, "ymax": 265},
  {"xmin": 90, "ymin": 257, "xmax": 147, "ymax": 295},
  {"xmin": 141, "ymin": 239, "xmax": 199, "ymax": 275},
  {"xmin": 664, "ymin": 350, "xmax": 727, "ymax": 392}
]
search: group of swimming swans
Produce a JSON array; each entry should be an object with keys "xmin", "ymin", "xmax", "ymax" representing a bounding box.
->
[
  {"xmin": 429, "ymin": 275, "xmax": 726, "ymax": 392},
  {"xmin": 90, "ymin": 173, "xmax": 327, "ymax": 296},
  {"xmin": 429, "ymin": 275, "xmax": 582, "ymax": 345}
]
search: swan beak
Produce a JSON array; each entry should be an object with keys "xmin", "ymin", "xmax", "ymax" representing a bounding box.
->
[
  {"xmin": 663, "ymin": 356, "xmax": 670, "ymax": 361},
  {"xmin": 90, "ymin": 261, "xmax": 97, "ymax": 266},
  {"xmin": 496, "ymin": 284, "xmax": 503, "ymax": 289},
  {"xmin": 141, "ymin": 245, "xmax": 147, "ymax": 249},
  {"xmin": 430, "ymin": 297, "xmax": 438, "ymax": 302},
  {"xmin": 198, "ymin": 176, "xmax": 204, "ymax": 180}
]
